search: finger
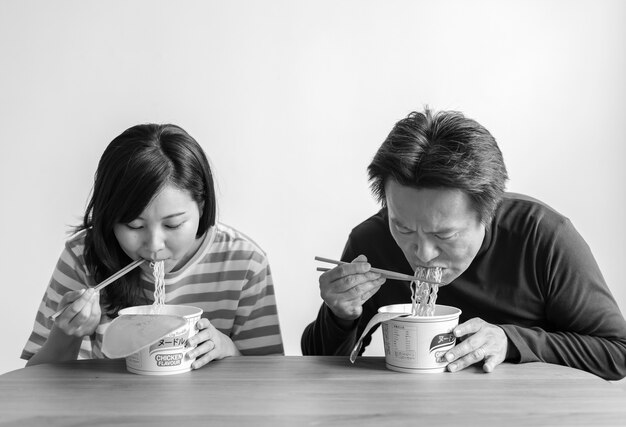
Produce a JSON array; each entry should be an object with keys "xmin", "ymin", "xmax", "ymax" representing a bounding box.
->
[
  {"xmin": 65, "ymin": 290, "xmax": 99, "ymax": 335},
  {"xmin": 187, "ymin": 319, "xmax": 213, "ymax": 348},
  {"xmin": 327, "ymin": 277, "xmax": 386, "ymax": 318},
  {"xmin": 188, "ymin": 338, "xmax": 216, "ymax": 361},
  {"xmin": 58, "ymin": 289, "xmax": 87, "ymax": 309},
  {"xmin": 191, "ymin": 343, "xmax": 217, "ymax": 370},
  {"xmin": 331, "ymin": 271, "xmax": 384, "ymax": 294},
  {"xmin": 444, "ymin": 330, "xmax": 485, "ymax": 364},
  {"xmin": 91, "ymin": 290, "xmax": 102, "ymax": 315},
  {"xmin": 453, "ymin": 317, "xmax": 484, "ymax": 338},
  {"xmin": 62, "ymin": 289, "xmax": 95, "ymax": 320},
  {"xmin": 483, "ymin": 354, "xmax": 500, "ymax": 373},
  {"xmin": 357, "ymin": 280, "xmax": 385, "ymax": 303},
  {"xmin": 447, "ymin": 346, "xmax": 487, "ymax": 373},
  {"xmin": 324, "ymin": 256, "xmax": 375, "ymax": 282},
  {"xmin": 70, "ymin": 300, "xmax": 95, "ymax": 334},
  {"xmin": 195, "ymin": 318, "xmax": 211, "ymax": 331},
  {"xmin": 347, "ymin": 276, "xmax": 387, "ymax": 299}
]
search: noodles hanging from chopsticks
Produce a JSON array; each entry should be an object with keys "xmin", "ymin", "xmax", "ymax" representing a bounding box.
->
[
  {"xmin": 409, "ymin": 267, "xmax": 443, "ymax": 316},
  {"xmin": 150, "ymin": 261, "xmax": 165, "ymax": 313}
]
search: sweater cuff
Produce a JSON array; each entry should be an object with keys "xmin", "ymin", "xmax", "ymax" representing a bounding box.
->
[
  {"xmin": 500, "ymin": 324, "xmax": 539, "ymax": 363},
  {"xmin": 325, "ymin": 304, "xmax": 359, "ymax": 332}
]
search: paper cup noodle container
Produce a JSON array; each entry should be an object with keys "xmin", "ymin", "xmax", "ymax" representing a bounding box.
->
[
  {"xmin": 380, "ymin": 304, "xmax": 461, "ymax": 373},
  {"xmin": 118, "ymin": 305, "xmax": 203, "ymax": 375}
]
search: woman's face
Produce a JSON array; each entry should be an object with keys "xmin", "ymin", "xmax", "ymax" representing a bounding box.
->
[{"xmin": 113, "ymin": 184, "xmax": 203, "ymax": 273}]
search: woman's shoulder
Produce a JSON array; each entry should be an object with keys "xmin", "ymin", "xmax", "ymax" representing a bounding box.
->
[
  {"xmin": 63, "ymin": 229, "xmax": 88, "ymax": 258},
  {"xmin": 210, "ymin": 223, "xmax": 268, "ymax": 259}
]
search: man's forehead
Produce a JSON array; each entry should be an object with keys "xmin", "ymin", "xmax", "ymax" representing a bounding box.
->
[{"xmin": 385, "ymin": 182, "xmax": 478, "ymax": 228}]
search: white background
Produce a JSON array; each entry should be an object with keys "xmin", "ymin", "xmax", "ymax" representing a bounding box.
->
[{"xmin": 1, "ymin": 0, "xmax": 624, "ymax": 376}]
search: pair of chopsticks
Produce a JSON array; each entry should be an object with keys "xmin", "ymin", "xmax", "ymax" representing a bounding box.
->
[
  {"xmin": 315, "ymin": 256, "xmax": 416, "ymax": 282},
  {"xmin": 50, "ymin": 259, "xmax": 145, "ymax": 320}
]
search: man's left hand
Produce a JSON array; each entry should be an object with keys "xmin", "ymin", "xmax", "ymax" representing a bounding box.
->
[{"xmin": 443, "ymin": 317, "xmax": 508, "ymax": 373}]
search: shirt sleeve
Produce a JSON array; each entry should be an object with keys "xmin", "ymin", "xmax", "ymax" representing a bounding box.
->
[
  {"xmin": 301, "ymin": 237, "xmax": 361, "ymax": 356},
  {"xmin": 230, "ymin": 253, "xmax": 284, "ymax": 355},
  {"xmin": 21, "ymin": 240, "xmax": 96, "ymax": 360},
  {"xmin": 501, "ymin": 219, "xmax": 626, "ymax": 380}
]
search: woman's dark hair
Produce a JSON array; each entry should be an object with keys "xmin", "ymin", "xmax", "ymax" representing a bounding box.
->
[
  {"xmin": 77, "ymin": 124, "xmax": 216, "ymax": 316},
  {"xmin": 368, "ymin": 108, "xmax": 508, "ymax": 224}
]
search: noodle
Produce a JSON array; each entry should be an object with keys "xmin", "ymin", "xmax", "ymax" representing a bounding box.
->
[
  {"xmin": 150, "ymin": 261, "xmax": 166, "ymax": 313},
  {"xmin": 409, "ymin": 267, "xmax": 443, "ymax": 316}
]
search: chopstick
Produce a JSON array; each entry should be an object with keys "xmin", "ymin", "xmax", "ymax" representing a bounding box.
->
[
  {"xmin": 50, "ymin": 259, "xmax": 145, "ymax": 321},
  {"xmin": 315, "ymin": 256, "xmax": 416, "ymax": 282}
]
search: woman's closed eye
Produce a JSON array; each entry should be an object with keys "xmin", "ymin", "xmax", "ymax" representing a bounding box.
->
[{"xmin": 165, "ymin": 222, "xmax": 185, "ymax": 230}]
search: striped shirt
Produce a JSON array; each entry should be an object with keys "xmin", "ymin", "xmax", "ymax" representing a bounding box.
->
[{"xmin": 22, "ymin": 223, "xmax": 284, "ymax": 360}]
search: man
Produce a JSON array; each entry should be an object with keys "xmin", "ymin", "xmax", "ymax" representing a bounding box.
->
[{"xmin": 301, "ymin": 108, "xmax": 626, "ymax": 380}]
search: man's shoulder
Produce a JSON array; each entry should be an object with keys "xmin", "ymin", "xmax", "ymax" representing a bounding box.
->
[
  {"xmin": 349, "ymin": 209, "xmax": 389, "ymax": 239},
  {"xmin": 496, "ymin": 192, "xmax": 569, "ymax": 232}
]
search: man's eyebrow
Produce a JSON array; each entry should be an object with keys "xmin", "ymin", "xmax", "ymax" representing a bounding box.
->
[
  {"xmin": 428, "ymin": 227, "xmax": 458, "ymax": 235},
  {"xmin": 390, "ymin": 217, "xmax": 413, "ymax": 229},
  {"xmin": 391, "ymin": 217, "xmax": 459, "ymax": 234}
]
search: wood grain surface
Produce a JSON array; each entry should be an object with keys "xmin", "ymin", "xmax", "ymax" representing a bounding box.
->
[{"xmin": 1, "ymin": 356, "xmax": 624, "ymax": 426}]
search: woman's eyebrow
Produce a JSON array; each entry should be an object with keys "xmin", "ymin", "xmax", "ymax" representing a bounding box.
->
[
  {"xmin": 135, "ymin": 212, "xmax": 186, "ymax": 221},
  {"xmin": 162, "ymin": 212, "xmax": 186, "ymax": 220}
]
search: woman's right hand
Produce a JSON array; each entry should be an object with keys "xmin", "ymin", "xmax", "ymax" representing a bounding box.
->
[{"xmin": 53, "ymin": 288, "xmax": 101, "ymax": 338}]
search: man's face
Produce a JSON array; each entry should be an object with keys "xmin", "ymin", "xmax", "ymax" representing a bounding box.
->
[{"xmin": 385, "ymin": 180, "xmax": 485, "ymax": 285}]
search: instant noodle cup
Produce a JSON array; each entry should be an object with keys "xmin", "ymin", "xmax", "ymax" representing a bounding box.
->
[
  {"xmin": 116, "ymin": 305, "xmax": 203, "ymax": 375},
  {"xmin": 379, "ymin": 304, "xmax": 461, "ymax": 373}
]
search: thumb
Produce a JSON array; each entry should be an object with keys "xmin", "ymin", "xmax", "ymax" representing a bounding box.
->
[{"xmin": 352, "ymin": 254, "xmax": 368, "ymax": 263}]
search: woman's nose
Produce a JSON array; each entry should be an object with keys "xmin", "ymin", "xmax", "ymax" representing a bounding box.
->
[{"xmin": 144, "ymin": 229, "xmax": 165, "ymax": 256}]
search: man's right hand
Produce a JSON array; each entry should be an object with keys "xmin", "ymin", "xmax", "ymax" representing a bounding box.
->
[{"xmin": 319, "ymin": 255, "xmax": 386, "ymax": 321}]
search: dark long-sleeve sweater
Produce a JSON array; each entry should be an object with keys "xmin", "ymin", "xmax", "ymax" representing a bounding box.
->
[{"xmin": 302, "ymin": 193, "xmax": 626, "ymax": 380}]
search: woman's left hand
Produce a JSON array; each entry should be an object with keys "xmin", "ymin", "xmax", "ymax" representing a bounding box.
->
[{"xmin": 186, "ymin": 318, "xmax": 241, "ymax": 369}]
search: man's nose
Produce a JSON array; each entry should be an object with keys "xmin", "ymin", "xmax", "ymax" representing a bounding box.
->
[{"xmin": 413, "ymin": 238, "xmax": 439, "ymax": 264}]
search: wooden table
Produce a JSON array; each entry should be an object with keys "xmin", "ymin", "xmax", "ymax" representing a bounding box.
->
[{"xmin": 1, "ymin": 356, "xmax": 625, "ymax": 426}]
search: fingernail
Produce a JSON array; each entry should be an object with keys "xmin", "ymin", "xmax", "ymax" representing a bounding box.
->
[
  {"xmin": 445, "ymin": 353, "xmax": 454, "ymax": 362},
  {"xmin": 448, "ymin": 363, "xmax": 457, "ymax": 372}
]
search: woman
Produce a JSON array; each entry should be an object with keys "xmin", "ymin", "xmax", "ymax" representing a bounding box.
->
[{"xmin": 23, "ymin": 124, "xmax": 283, "ymax": 369}]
